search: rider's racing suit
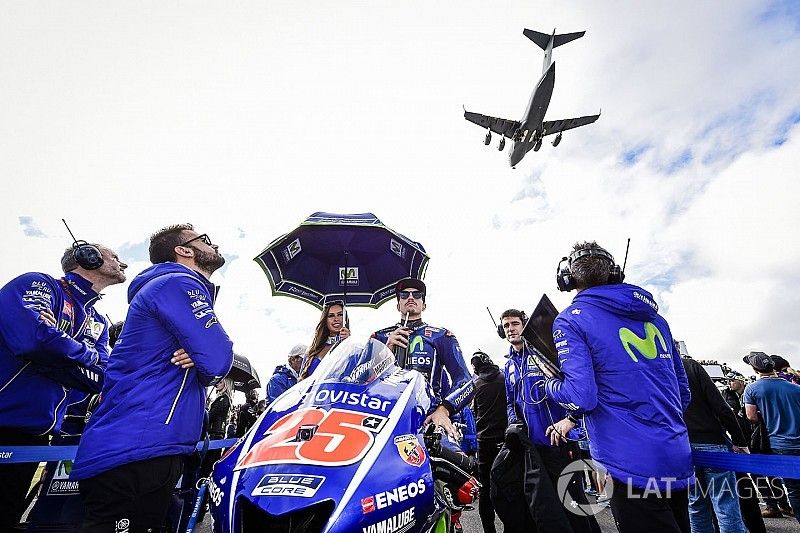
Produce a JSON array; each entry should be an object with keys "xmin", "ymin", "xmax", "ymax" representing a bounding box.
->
[{"xmin": 372, "ymin": 319, "xmax": 474, "ymax": 416}]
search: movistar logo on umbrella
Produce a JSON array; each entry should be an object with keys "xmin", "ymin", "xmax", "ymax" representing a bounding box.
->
[
  {"xmin": 282, "ymin": 238, "xmax": 301, "ymax": 262},
  {"xmin": 618, "ymin": 322, "xmax": 669, "ymax": 363},
  {"xmin": 339, "ymin": 267, "xmax": 359, "ymax": 286},
  {"xmin": 390, "ymin": 239, "xmax": 406, "ymax": 259}
]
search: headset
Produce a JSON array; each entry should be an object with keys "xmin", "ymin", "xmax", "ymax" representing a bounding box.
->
[
  {"xmin": 555, "ymin": 242, "xmax": 626, "ymax": 292},
  {"xmin": 63, "ymin": 219, "xmax": 104, "ymax": 270}
]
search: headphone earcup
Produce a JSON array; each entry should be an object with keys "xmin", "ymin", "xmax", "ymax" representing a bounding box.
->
[
  {"xmin": 497, "ymin": 324, "xmax": 506, "ymax": 339},
  {"xmin": 556, "ymin": 266, "xmax": 575, "ymax": 292},
  {"xmin": 74, "ymin": 243, "xmax": 104, "ymax": 270},
  {"xmin": 608, "ymin": 264, "xmax": 625, "ymax": 284}
]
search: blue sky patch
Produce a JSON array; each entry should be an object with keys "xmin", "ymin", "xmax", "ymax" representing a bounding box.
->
[
  {"xmin": 18, "ymin": 216, "xmax": 46, "ymax": 238},
  {"xmin": 772, "ymin": 109, "xmax": 800, "ymax": 146}
]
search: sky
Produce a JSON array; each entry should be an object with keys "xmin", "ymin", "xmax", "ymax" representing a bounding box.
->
[{"xmin": 2, "ymin": 1, "xmax": 799, "ymax": 384}]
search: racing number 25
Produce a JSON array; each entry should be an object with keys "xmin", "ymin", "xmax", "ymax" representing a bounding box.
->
[{"xmin": 237, "ymin": 408, "xmax": 386, "ymax": 468}]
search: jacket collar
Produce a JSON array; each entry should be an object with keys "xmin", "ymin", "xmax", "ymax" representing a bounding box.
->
[
  {"xmin": 506, "ymin": 344, "xmax": 525, "ymax": 360},
  {"xmin": 63, "ymin": 272, "xmax": 101, "ymax": 305},
  {"xmin": 172, "ymin": 263, "xmax": 220, "ymax": 303}
]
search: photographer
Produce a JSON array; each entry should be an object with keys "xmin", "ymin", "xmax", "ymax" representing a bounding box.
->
[{"xmin": 543, "ymin": 241, "xmax": 692, "ymax": 533}]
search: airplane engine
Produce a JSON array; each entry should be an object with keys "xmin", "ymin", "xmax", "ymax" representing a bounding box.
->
[
  {"xmin": 498, "ymin": 137, "xmax": 506, "ymax": 151},
  {"xmin": 484, "ymin": 130, "xmax": 492, "ymax": 145},
  {"xmin": 552, "ymin": 133, "xmax": 563, "ymax": 147},
  {"xmin": 533, "ymin": 139, "xmax": 543, "ymax": 152}
]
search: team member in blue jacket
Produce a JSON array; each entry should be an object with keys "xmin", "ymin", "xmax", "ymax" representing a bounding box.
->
[
  {"xmin": 373, "ymin": 278, "xmax": 475, "ymax": 440},
  {"xmin": 501, "ymin": 308, "xmax": 594, "ymax": 533},
  {"xmin": 265, "ymin": 343, "xmax": 306, "ymax": 404},
  {"xmin": 543, "ymin": 241, "xmax": 692, "ymax": 533},
  {"xmin": 72, "ymin": 224, "xmax": 234, "ymax": 533},
  {"xmin": 0, "ymin": 243, "xmax": 126, "ymax": 529}
]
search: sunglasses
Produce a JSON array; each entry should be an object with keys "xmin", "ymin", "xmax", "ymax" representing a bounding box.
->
[
  {"xmin": 180, "ymin": 233, "xmax": 213, "ymax": 247},
  {"xmin": 398, "ymin": 290, "xmax": 424, "ymax": 300}
]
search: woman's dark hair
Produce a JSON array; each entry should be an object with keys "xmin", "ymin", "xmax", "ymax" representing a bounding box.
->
[{"xmin": 299, "ymin": 301, "xmax": 347, "ymax": 379}]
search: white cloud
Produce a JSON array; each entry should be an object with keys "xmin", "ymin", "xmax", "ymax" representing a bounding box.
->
[{"xmin": 1, "ymin": 1, "xmax": 799, "ymax": 382}]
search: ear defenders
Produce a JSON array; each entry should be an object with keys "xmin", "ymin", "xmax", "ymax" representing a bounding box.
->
[
  {"xmin": 72, "ymin": 240, "xmax": 104, "ymax": 270},
  {"xmin": 62, "ymin": 219, "xmax": 103, "ymax": 271},
  {"xmin": 556, "ymin": 245, "xmax": 624, "ymax": 292},
  {"xmin": 497, "ymin": 311, "xmax": 528, "ymax": 339}
]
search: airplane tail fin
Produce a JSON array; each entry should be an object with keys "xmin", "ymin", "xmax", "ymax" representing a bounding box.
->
[{"xmin": 523, "ymin": 29, "xmax": 586, "ymax": 50}]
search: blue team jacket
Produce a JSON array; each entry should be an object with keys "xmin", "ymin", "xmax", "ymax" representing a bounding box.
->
[
  {"xmin": 544, "ymin": 283, "xmax": 693, "ymax": 489},
  {"xmin": 72, "ymin": 263, "xmax": 233, "ymax": 480},
  {"xmin": 0, "ymin": 272, "xmax": 106, "ymax": 435},
  {"xmin": 265, "ymin": 364, "xmax": 298, "ymax": 404},
  {"xmin": 505, "ymin": 345, "xmax": 568, "ymax": 447}
]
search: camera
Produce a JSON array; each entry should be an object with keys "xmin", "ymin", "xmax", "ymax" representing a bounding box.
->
[{"xmin": 296, "ymin": 424, "xmax": 318, "ymax": 442}]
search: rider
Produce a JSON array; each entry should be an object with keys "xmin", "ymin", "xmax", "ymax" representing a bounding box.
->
[
  {"xmin": 372, "ymin": 278, "xmax": 476, "ymax": 532},
  {"xmin": 372, "ymin": 278, "xmax": 475, "ymax": 438}
]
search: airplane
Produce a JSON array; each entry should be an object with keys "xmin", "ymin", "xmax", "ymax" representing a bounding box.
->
[{"xmin": 464, "ymin": 28, "xmax": 600, "ymax": 168}]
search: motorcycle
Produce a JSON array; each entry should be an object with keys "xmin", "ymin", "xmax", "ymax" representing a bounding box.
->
[{"xmin": 207, "ymin": 337, "xmax": 477, "ymax": 533}]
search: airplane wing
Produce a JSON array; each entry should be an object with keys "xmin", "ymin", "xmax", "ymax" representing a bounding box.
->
[
  {"xmin": 464, "ymin": 110, "xmax": 520, "ymax": 139},
  {"xmin": 542, "ymin": 113, "xmax": 600, "ymax": 136}
]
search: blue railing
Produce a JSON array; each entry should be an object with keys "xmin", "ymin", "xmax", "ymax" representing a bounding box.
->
[
  {"xmin": 2, "ymin": 443, "xmax": 799, "ymax": 479},
  {"xmin": 0, "ymin": 438, "xmax": 239, "ymax": 464}
]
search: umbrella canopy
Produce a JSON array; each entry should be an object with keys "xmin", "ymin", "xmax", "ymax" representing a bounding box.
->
[
  {"xmin": 254, "ymin": 212, "xmax": 429, "ymax": 309},
  {"xmin": 227, "ymin": 353, "xmax": 261, "ymax": 391}
]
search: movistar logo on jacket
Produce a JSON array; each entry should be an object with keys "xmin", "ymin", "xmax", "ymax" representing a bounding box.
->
[
  {"xmin": 407, "ymin": 335, "xmax": 431, "ymax": 367},
  {"xmin": 618, "ymin": 322, "xmax": 670, "ymax": 363}
]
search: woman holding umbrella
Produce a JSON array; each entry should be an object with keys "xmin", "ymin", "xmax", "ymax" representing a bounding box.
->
[{"xmin": 299, "ymin": 301, "xmax": 350, "ymax": 379}]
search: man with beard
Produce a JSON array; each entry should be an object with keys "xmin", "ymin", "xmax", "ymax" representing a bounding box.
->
[
  {"xmin": 0, "ymin": 243, "xmax": 126, "ymax": 529},
  {"xmin": 72, "ymin": 224, "xmax": 234, "ymax": 532}
]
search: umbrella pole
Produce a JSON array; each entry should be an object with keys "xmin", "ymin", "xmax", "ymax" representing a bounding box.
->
[{"xmin": 342, "ymin": 251, "xmax": 349, "ymax": 339}]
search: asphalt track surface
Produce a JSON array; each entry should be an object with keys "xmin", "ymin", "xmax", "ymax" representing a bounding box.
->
[{"xmin": 196, "ymin": 504, "xmax": 799, "ymax": 532}]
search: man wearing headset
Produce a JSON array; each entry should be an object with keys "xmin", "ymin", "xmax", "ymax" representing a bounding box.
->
[
  {"xmin": 0, "ymin": 243, "xmax": 127, "ymax": 529},
  {"xmin": 500, "ymin": 308, "xmax": 593, "ymax": 533},
  {"xmin": 543, "ymin": 241, "xmax": 692, "ymax": 533}
]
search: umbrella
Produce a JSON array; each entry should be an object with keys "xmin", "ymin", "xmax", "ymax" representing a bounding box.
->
[
  {"xmin": 227, "ymin": 353, "xmax": 261, "ymax": 391},
  {"xmin": 254, "ymin": 212, "xmax": 429, "ymax": 309}
]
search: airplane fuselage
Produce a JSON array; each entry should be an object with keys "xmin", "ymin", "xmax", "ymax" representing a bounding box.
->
[{"xmin": 509, "ymin": 60, "xmax": 556, "ymax": 167}]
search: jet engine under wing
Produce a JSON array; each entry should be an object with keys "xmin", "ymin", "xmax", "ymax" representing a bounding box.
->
[
  {"xmin": 542, "ymin": 113, "xmax": 600, "ymax": 136},
  {"xmin": 464, "ymin": 110, "xmax": 521, "ymax": 139}
]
